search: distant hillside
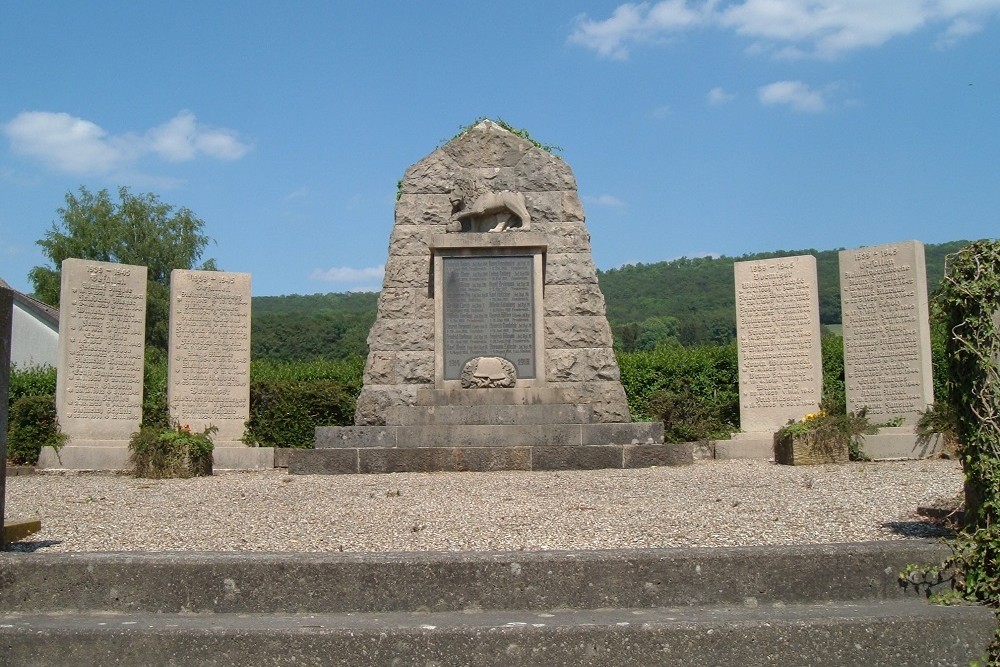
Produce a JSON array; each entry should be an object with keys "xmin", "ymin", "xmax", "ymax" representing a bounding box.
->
[
  {"xmin": 597, "ymin": 241, "xmax": 968, "ymax": 348},
  {"xmin": 250, "ymin": 241, "xmax": 971, "ymax": 359}
]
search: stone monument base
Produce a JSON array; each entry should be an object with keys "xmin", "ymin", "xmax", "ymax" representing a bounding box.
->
[
  {"xmin": 289, "ymin": 391, "xmax": 691, "ymax": 475},
  {"xmin": 37, "ymin": 444, "xmax": 275, "ymax": 472},
  {"xmin": 712, "ymin": 432, "xmax": 776, "ymax": 460},
  {"xmin": 860, "ymin": 427, "xmax": 944, "ymax": 460}
]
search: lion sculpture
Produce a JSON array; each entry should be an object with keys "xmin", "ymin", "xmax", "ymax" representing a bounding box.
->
[{"xmin": 449, "ymin": 178, "xmax": 531, "ymax": 233}]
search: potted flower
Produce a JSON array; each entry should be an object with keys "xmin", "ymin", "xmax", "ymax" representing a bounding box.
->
[{"xmin": 774, "ymin": 405, "xmax": 875, "ymax": 466}]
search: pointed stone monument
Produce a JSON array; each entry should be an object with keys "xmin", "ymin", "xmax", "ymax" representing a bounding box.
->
[{"xmin": 291, "ymin": 120, "xmax": 686, "ymax": 474}]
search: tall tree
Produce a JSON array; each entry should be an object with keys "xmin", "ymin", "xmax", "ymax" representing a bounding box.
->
[{"xmin": 29, "ymin": 186, "xmax": 216, "ymax": 350}]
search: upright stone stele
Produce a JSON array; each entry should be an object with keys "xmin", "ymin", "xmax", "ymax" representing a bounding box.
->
[
  {"xmin": 290, "ymin": 119, "xmax": 682, "ymax": 474},
  {"xmin": 168, "ymin": 270, "xmax": 270, "ymax": 470},
  {"xmin": 39, "ymin": 259, "xmax": 147, "ymax": 471},
  {"xmin": 723, "ymin": 255, "xmax": 823, "ymax": 458},
  {"xmin": 1, "ymin": 285, "xmax": 11, "ymax": 546},
  {"xmin": 840, "ymin": 241, "xmax": 938, "ymax": 458}
]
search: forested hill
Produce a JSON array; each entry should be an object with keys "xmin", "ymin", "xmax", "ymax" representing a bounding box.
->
[
  {"xmin": 597, "ymin": 240, "xmax": 968, "ymax": 348},
  {"xmin": 249, "ymin": 240, "xmax": 969, "ymax": 359}
]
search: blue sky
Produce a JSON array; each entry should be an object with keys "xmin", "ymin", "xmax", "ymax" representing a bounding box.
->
[{"xmin": 2, "ymin": 1, "xmax": 998, "ymax": 297}]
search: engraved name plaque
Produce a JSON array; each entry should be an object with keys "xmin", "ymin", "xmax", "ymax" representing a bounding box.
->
[
  {"xmin": 56, "ymin": 258, "xmax": 147, "ymax": 443},
  {"xmin": 734, "ymin": 255, "xmax": 823, "ymax": 433},
  {"xmin": 839, "ymin": 241, "xmax": 933, "ymax": 424},
  {"xmin": 442, "ymin": 255, "xmax": 535, "ymax": 380}
]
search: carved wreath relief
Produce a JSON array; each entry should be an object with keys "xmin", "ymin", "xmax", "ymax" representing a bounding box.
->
[{"xmin": 460, "ymin": 356, "xmax": 517, "ymax": 388}]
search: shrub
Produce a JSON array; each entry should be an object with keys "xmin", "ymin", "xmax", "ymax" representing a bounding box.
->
[
  {"xmin": 129, "ymin": 423, "xmax": 214, "ymax": 478},
  {"xmin": 243, "ymin": 379, "xmax": 356, "ymax": 448},
  {"xmin": 6, "ymin": 394, "xmax": 65, "ymax": 465},
  {"xmin": 142, "ymin": 348, "xmax": 169, "ymax": 428},
  {"xmin": 8, "ymin": 364, "xmax": 57, "ymax": 403}
]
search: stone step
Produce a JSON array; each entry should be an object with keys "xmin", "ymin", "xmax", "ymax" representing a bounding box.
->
[
  {"xmin": 414, "ymin": 387, "xmax": 575, "ymax": 406},
  {"xmin": 315, "ymin": 422, "xmax": 663, "ymax": 449},
  {"xmin": 384, "ymin": 403, "xmax": 594, "ymax": 425},
  {"xmin": 0, "ymin": 542, "xmax": 960, "ymax": 614},
  {"xmin": 1, "ymin": 600, "xmax": 991, "ymax": 666},
  {"xmin": 291, "ymin": 443, "xmax": 691, "ymax": 473}
]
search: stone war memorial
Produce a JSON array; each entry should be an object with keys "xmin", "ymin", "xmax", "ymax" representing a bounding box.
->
[
  {"xmin": 39, "ymin": 259, "xmax": 148, "ymax": 470},
  {"xmin": 168, "ymin": 269, "xmax": 271, "ymax": 470},
  {"xmin": 38, "ymin": 261, "xmax": 270, "ymax": 471},
  {"xmin": 290, "ymin": 119, "xmax": 688, "ymax": 474},
  {"xmin": 722, "ymin": 255, "xmax": 824, "ymax": 458},
  {"xmin": 840, "ymin": 240, "xmax": 939, "ymax": 458}
]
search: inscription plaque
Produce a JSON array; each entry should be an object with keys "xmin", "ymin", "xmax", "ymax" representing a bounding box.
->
[
  {"xmin": 840, "ymin": 241, "xmax": 933, "ymax": 424},
  {"xmin": 442, "ymin": 255, "xmax": 535, "ymax": 380},
  {"xmin": 735, "ymin": 255, "xmax": 823, "ymax": 432},
  {"xmin": 1, "ymin": 285, "xmax": 12, "ymax": 536},
  {"xmin": 168, "ymin": 270, "xmax": 251, "ymax": 442},
  {"xmin": 56, "ymin": 259, "xmax": 147, "ymax": 443}
]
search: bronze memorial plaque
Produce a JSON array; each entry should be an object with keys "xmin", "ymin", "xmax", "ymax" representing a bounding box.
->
[{"xmin": 442, "ymin": 255, "xmax": 535, "ymax": 380}]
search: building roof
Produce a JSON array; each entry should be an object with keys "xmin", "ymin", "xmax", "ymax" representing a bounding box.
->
[{"xmin": 0, "ymin": 278, "xmax": 59, "ymax": 330}]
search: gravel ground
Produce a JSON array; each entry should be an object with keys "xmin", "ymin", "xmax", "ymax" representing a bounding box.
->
[{"xmin": 3, "ymin": 459, "xmax": 960, "ymax": 553}]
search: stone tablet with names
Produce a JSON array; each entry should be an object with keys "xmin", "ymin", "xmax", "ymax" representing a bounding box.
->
[
  {"xmin": 442, "ymin": 255, "xmax": 535, "ymax": 380},
  {"xmin": 839, "ymin": 241, "xmax": 933, "ymax": 424},
  {"xmin": 56, "ymin": 259, "xmax": 147, "ymax": 444},
  {"xmin": 735, "ymin": 255, "xmax": 823, "ymax": 433},
  {"xmin": 168, "ymin": 269, "xmax": 251, "ymax": 443}
]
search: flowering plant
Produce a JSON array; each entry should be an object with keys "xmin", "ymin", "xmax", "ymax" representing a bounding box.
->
[
  {"xmin": 129, "ymin": 422, "xmax": 216, "ymax": 478},
  {"xmin": 776, "ymin": 402, "xmax": 876, "ymax": 462}
]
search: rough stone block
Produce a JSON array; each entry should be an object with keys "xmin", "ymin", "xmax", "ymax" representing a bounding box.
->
[
  {"xmin": 396, "ymin": 423, "xmax": 583, "ymax": 448},
  {"xmin": 366, "ymin": 319, "xmax": 433, "ymax": 352},
  {"xmin": 385, "ymin": 403, "xmax": 593, "ymax": 426},
  {"xmin": 624, "ymin": 442, "xmax": 694, "ymax": 467},
  {"xmin": 545, "ymin": 348, "xmax": 620, "ymax": 383},
  {"xmin": 545, "ymin": 317, "xmax": 614, "ymax": 349},
  {"xmin": 545, "ymin": 252, "xmax": 599, "ymax": 285},
  {"xmin": 354, "ymin": 385, "xmax": 419, "ymax": 426},
  {"xmin": 388, "ymin": 225, "xmax": 435, "ymax": 255},
  {"xmin": 533, "ymin": 445, "xmax": 623, "ymax": 470},
  {"xmin": 315, "ymin": 426, "xmax": 398, "ymax": 449},
  {"xmin": 544, "ymin": 284, "xmax": 607, "ymax": 317},
  {"xmin": 582, "ymin": 422, "xmax": 663, "ymax": 445},
  {"xmin": 515, "ymin": 147, "xmax": 578, "ymax": 191},
  {"xmin": 377, "ymin": 288, "xmax": 433, "ymax": 320},
  {"xmin": 382, "ymin": 255, "xmax": 431, "ymax": 289},
  {"xmin": 531, "ymin": 221, "xmax": 592, "ymax": 253},
  {"xmin": 212, "ymin": 447, "xmax": 274, "ymax": 471},
  {"xmin": 399, "ymin": 151, "xmax": 460, "ymax": 194},
  {"xmin": 393, "ymin": 193, "xmax": 454, "ymax": 227},
  {"xmin": 548, "ymin": 381, "xmax": 632, "ymax": 423},
  {"xmin": 396, "ymin": 351, "xmax": 434, "ymax": 384},
  {"xmin": 415, "ymin": 386, "xmax": 575, "ymax": 407},
  {"xmin": 443, "ymin": 123, "xmax": 533, "ymax": 168},
  {"xmin": 359, "ymin": 446, "xmax": 532, "ymax": 473},
  {"xmin": 288, "ymin": 449, "xmax": 358, "ymax": 475}
]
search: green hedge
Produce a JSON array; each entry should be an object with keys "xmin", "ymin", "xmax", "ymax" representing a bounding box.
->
[
  {"xmin": 243, "ymin": 379, "xmax": 356, "ymax": 448},
  {"xmin": 7, "ymin": 394, "xmax": 65, "ymax": 464}
]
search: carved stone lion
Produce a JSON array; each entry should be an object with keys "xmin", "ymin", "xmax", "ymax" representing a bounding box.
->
[
  {"xmin": 460, "ymin": 356, "xmax": 517, "ymax": 388},
  {"xmin": 449, "ymin": 178, "xmax": 531, "ymax": 233}
]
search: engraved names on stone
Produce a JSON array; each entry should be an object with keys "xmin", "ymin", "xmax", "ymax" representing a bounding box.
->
[
  {"xmin": 56, "ymin": 259, "xmax": 147, "ymax": 443},
  {"xmin": 168, "ymin": 270, "xmax": 251, "ymax": 443},
  {"xmin": 839, "ymin": 241, "xmax": 933, "ymax": 424},
  {"xmin": 735, "ymin": 255, "xmax": 823, "ymax": 433},
  {"xmin": 1, "ymin": 285, "xmax": 12, "ymax": 532},
  {"xmin": 442, "ymin": 255, "xmax": 535, "ymax": 380}
]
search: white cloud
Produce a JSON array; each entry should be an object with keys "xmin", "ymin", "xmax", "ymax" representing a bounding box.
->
[
  {"xmin": 3, "ymin": 110, "xmax": 251, "ymax": 175},
  {"xmin": 707, "ymin": 86, "xmax": 737, "ymax": 105},
  {"xmin": 310, "ymin": 264, "xmax": 385, "ymax": 290},
  {"xmin": 758, "ymin": 80, "xmax": 827, "ymax": 112},
  {"xmin": 936, "ymin": 17, "xmax": 985, "ymax": 48},
  {"xmin": 570, "ymin": 1, "xmax": 1000, "ymax": 59},
  {"xmin": 585, "ymin": 194, "xmax": 625, "ymax": 207},
  {"xmin": 569, "ymin": 1, "xmax": 706, "ymax": 59}
]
